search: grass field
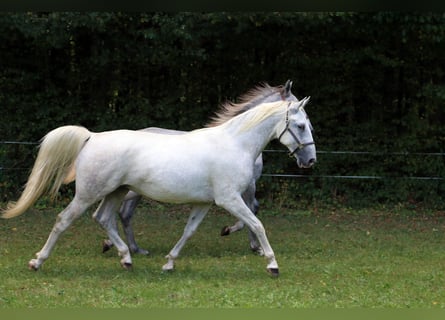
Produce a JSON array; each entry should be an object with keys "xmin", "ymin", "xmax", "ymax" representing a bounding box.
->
[{"xmin": 1, "ymin": 202, "xmax": 445, "ymax": 308}]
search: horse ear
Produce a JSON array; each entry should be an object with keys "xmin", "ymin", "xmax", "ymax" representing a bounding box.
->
[
  {"xmin": 283, "ymin": 80, "xmax": 293, "ymax": 97},
  {"xmin": 301, "ymin": 96, "xmax": 310, "ymax": 108}
]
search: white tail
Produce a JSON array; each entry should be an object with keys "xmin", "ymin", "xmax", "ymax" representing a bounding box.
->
[{"xmin": 2, "ymin": 125, "xmax": 91, "ymax": 219}]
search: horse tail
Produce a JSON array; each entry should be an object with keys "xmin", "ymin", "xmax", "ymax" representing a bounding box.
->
[{"xmin": 2, "ymin": 125, "xmax": 91, "ymax": 219}]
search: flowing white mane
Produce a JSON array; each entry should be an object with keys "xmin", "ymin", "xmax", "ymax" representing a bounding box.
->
[
  {"xmin": 221, "ymin": 100, "xmax": 288, "ymax": 133},
  {"xmin": 206, "ymin": 83, "xmax": 287, "ymax": 127}
]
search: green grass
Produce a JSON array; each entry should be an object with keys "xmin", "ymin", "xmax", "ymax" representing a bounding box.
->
[{"xmin": 1, "ymin": 202, "xmax": 445, "ymax": 308}]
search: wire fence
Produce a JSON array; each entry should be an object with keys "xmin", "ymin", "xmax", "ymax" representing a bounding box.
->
[
  {"xmin": 1, "ymin": 141, "xmax": 444, "ymax": 181},
  {"xmin": 261, "ymin": 150, "xmax": 445, "ymax": 181}
]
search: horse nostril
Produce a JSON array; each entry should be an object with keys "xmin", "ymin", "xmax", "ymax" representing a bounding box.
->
[{"xmin": 308, "ymin": 158, "xmax": 316, "ymax": 166}]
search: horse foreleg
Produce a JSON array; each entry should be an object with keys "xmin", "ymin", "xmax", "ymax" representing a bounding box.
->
[
  {"xmin": 221, "ymin": 183, "xmax": 263, "ymax": 255},
  {"xmin": 28, "ymin": 198, "xmax": 88, "ymax": 270},
  {"xmin": 216, "ymin": 195, "xmax": 279, "ymax": 276},
  {"xmin": 246, "ymin": 198, "xmax": 262, "ymax": 255},
  {"xmin": 163, "ymin": 204, "xmax": 211, "ymax": 271},
  {"xmin": 94, "ymin": 188, "xmax": 133, "ymax": 269},
  {"xmin": 220, "ymin": 182, "xmax": 258, "ymax": 236}
]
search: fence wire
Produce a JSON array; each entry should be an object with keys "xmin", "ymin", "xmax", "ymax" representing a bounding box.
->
[{"xmin": 1, "ymin": 142, "xmax": 444, "ymax": 181}]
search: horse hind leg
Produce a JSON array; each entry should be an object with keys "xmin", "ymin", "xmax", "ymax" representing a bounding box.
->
[
  {"xmin": 102, "ymin": 192, "xmax": 149, "ymax": 255},
  {"xmin": 28, "ymin": 197, "xmax": 90, "ymax": 271},
  {"xmin": 94, "ymin": 188, "xmax": 134, "ymax": 269},
  {"xmin": 120, "ymin": 193, "xmax": 149, "ymax": 255},
  {"xmin": 220, "ymin": 220, "xmax": 244, "ymax": 236}
]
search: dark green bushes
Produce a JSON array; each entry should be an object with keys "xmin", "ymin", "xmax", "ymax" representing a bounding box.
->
[{"xmin": 1, "ymin": 12, "xmax": 445, "ymax": 207}]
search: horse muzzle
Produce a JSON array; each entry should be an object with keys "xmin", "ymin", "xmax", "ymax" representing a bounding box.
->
[{"xmin": 297, "ymin": 157, "xmax": 316, "ymax": 169}]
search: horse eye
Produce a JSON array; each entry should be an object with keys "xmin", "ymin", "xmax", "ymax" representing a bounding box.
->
[{"xmin": 297, "ymin": 124, "xmax": 305, "ymax": 130}]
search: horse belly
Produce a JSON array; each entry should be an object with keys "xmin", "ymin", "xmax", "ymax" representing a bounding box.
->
[
  {"xmin": 130, "ymin": 176, "xmax": 214, "ymax": 204},
  {"xmin": 126, "ymin": 159, "xmax": 215, "ymax": 204}
]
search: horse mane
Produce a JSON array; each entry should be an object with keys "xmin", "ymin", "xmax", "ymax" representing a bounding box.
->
[
  {"xmin": 205, "ymin": 83, "xmax": 285, "ymax": 127},
  {"xmin": 235, "ymin": 101, "xmax": 288, "ymax": 133}
]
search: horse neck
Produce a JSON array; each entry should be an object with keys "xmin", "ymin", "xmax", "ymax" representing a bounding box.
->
[{"xmin": 224, "ymin": 105, "xmax": 285, "ymax": 158}]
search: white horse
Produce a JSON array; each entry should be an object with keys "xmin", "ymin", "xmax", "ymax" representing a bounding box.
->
[
  {"xmin": 103, "ymin": 81, "xmax": 299, "ymax": 256},
  {"xmin": 2, "ymin": 98, "xmax": 316, "ymax": 276}
]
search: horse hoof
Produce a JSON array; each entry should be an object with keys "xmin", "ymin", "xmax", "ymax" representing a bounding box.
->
[
  {"xmin": 122, "ymin": 262, "xmax": 133, "ymax": 270},
  {"xmin": 28, "ymin": 260, "xmax": 39, "ymax": 271},
  {"xmin": 162, "ymin": 265, "xmax": 174, "ymax": 272},
  {"xmin": 162, "ymin": 263, "xmax": 175, "ymax": 272},
  {"xmin": 102, "ymin": 240, "xmax": 113, "ymax": 253},
  {"xmin": 132, "ymin": 248, "xmax": 150, "ymax": 256},
  {"xmin": 220, "ymin": 226, "xmax": 230, "ymax": 236},
  {"xmin": 267, "ymin": 268, "xmax": 279, "ymax": 277}
]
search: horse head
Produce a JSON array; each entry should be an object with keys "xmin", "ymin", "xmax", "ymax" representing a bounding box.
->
[{"xmin": 277, "ymin": 98, "xmax": 316, "ymax": 168}]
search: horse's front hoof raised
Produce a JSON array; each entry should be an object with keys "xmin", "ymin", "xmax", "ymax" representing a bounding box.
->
[
  {"xmin": 220, "ymin": 226, "xmax": 230, "ymax": 236},
  {"xmin": 267, "ymin": 268, "xmax": 279, "ymax": 277}
]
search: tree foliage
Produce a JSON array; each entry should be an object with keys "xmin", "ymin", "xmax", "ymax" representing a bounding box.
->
[{"xmin": 1, "ymin": 12, "xmax": 445, "ymax": 207}]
